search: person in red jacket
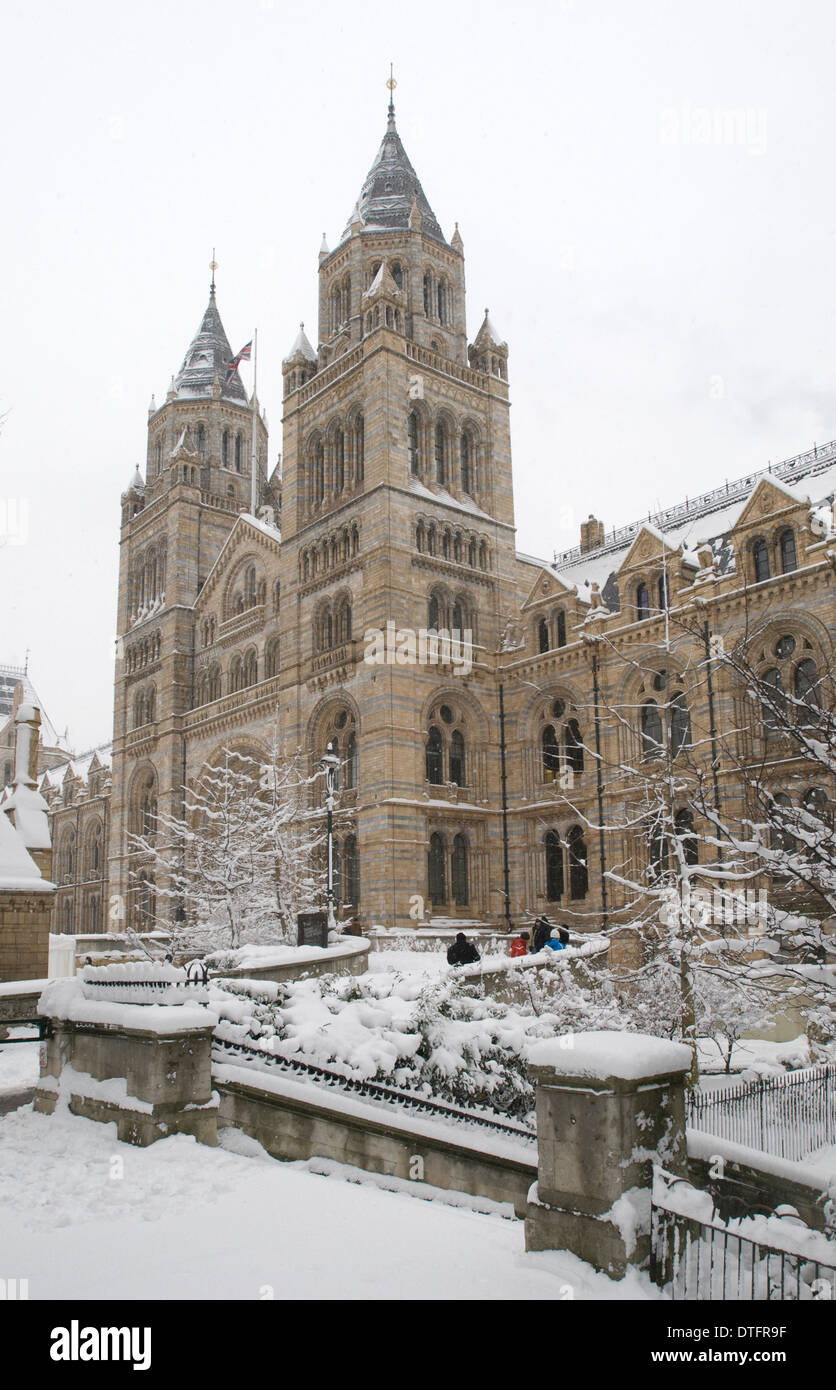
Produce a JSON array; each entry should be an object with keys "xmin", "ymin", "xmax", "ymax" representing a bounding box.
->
[{"xmin": 509, "ymin": 933, "xmax": 529, "ymax": 958}]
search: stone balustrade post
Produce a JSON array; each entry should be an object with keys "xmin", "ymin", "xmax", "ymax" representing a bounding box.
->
[{"xmin": 525, "ymin": 1031, "xmax": 691, "ymax": 1278}]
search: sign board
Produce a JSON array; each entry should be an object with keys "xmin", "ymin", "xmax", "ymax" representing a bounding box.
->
[{"xmin": 297, "ymin": 911, "xmax": 328, "ymax": 949}]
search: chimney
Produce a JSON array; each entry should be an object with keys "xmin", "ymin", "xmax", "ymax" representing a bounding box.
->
[
  {"xmin": 580, "ymin": 514, "xmax": 605, "ymax": 553},
  {"xmin": 14, "ymin": 702, "xmax": 41, "ymax": 786}
]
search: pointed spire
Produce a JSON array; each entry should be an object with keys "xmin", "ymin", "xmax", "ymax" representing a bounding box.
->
[
  {"xmin": 341, "ymin": 97, "xmax": 446, "ymax": 245},
  {"xmin": 319, "ymin": 232, "xmax": 331, "ymax": 261},
  {"xmin": 386, "ymin": 62, "xmax": 397, "ymax": 132},
  {"xmin": 408, "ymin": 197, "xmax": 422, "ymax": 232},
  {"xmin": 148, "ymin": 393, "xmax": 157, "ymax": 416},
  {"xmin": 123, "ymin": 464, "xmax": 145, "ymax": 497},
  {"xmin": 173, "ymin": 289, "xmax": 247, "ymax": 404},
  {"xmin": 474, "ymin": 307, "xmax": 507, "ymax": 350},
  {"xmin": 284, "ymin": 322, "xmax": 317, "ymax": 365},
  {"xmin": 451, "ymin": 222, "xmax": 463, "ymax": 253}
]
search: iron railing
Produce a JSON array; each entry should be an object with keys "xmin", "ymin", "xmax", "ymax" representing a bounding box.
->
[
  {"xmin": 651, "ymin": 1200, "xmax": 836, "ymax": 1300},
  {"xmin": 687, "ymin": 1063, "xmax": 836, "ymax": 1162},
  {"xmin": 553, "ymin": 437, "xmax": 836, "ymax": 570},
  {"xmin": 211, "ymin": 1035, "xmax": 537, "ymax": 1144}
]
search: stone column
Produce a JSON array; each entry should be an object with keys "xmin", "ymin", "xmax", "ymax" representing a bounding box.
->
[{"xmin": 525, "ymin": 1032, "xmax": 691, "ymax": 1278}]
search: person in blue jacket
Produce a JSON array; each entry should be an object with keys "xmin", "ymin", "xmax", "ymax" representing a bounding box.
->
[{"xmin": 544, "ymin": 927, "xmax": 567, "ymax": 952}]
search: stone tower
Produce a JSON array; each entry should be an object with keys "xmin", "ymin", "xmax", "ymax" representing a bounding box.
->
[
  {"xmin": 277, "ymin": 96, "xmax": 519, "ymax": 928},
  {"xmin": 108, "ymin": 282, "xmax": 269, "ymax": 926}
]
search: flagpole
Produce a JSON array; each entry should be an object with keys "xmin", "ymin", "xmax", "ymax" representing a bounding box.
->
[{"xmin": 250, "ymin": 327, "xmax": 258, "ymax": 515}]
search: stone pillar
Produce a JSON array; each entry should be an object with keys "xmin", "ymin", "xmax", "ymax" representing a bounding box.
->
[
  {"xmin": 525, "ymin": 1032, "xmax": 691, "ymax": 1278},
  {"xmin": 35, "ymin": 982, "xmax": 218, "ymax": 1146}
]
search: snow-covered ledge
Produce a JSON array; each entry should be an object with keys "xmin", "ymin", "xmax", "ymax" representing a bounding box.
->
[
  {"xmin": 34, "ymin": 971, "xmax": 219, "ymax": 1147},
  {"xmin": 524, "ymin": 1032, "xmax": 691, "ymax": 1279},
  {"xmin": 206, "ymin": 936, "xmax": 370, "ymax": 984}
]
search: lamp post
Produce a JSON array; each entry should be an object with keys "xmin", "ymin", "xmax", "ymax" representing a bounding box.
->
[{"xmin": 320, "ymin": 741, "xmax": 341, "ymax": 934}]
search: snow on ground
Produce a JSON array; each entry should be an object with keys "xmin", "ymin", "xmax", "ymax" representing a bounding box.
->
[
  {"xmin": 0, "ymin": 1105, "xmax": 657, "ymax": 1301},
  {"xmin": 0, "ymin": 1028, "xmax": 40, "ymax": 1095}
]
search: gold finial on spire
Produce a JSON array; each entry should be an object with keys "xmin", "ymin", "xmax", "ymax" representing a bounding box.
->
[
  {"xmin": 210, "ymin": 248, "xmax": 218, "ymax": 295},
  {"xmin": 386, "ymin": 63, "xmax": 397, "ymax": 126}
]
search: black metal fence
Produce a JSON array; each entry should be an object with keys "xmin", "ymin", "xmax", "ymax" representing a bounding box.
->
[
  {"xmin": 687, "ymin": 1062, "xmax": 836, "ymax": 1161},
  {"xmin": 651, "ymin": 1201, "xmax": 836, "ymax": 1301}
]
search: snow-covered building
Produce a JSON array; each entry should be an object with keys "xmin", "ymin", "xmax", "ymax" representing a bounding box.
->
[
  {"xmin": 0, "ymin": 704, "xmax": 56, "ymax": 980},
  {"xmin": 40, "ymin": 745, "xmax": 112, "ymax": 936},
  {"xmin": 73, "ymin": 91, "xmax": 836, "ymax": 940},
  {"xmin": 0, "ymin": 664, "xmax": 70, "ymax": 789}
]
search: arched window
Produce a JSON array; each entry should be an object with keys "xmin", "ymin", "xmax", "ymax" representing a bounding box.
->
[
  {"xmin": 343, "ymin": 835, "xmax": 359, "ymax": 907},
  {"xmin": 314, "ymin": 440, "xmax": 325, "ymax": 503},
  {"xmin": 426, "ymin": 726, "xmax": 443, "ymax": 784},
  {"xmin": 222, "ymin": 430, "xmax": 229, "ymax": 467},
  {"xmin": 408, "ymin": 411, "xmax": 419, "ymax": 475},
  {"xmin": 761, "ymin": 667, "xmax": 785, "ymax": 736},
  {"xmin": 452, "ymin": 599, "xmax": 464, "ymax": 635},
  {"xmin": 354, "ymin": 414, "xmax": 364, "ymax": 484},
  {"xmin": 460, "ymin": 432, "xmax": 471, "ymax": 494},
  {"xmin": 427, "ymin": 525, "xmax": 436, "ymax": 556},
  {"xmin": 794, "ymin": 659, "xmax": 820, "ymax": 726},
  {"xmin": 670, "ymin": 693, "xmax": 691, "ymax": 754},
  {"xmin": 235, "ymin": 433, "xmax": 242, "ymax": 472},
  {"xmin": 437, "ymin": 279, "xmax": 447, "ymax": 324},
  {"xmin": 265, "ymin": 638, "xmax": 281, "ymax": 679},
  {"xmin": 416, "ymin": 521, "xmax": 425, "ymax": 552},
  {"xmin": 542, "ymin": 725, "xmax": 560, "ymax": 782},
  {"xmin": 435, "ymin": 422, "xmax": 446, "ymax": 485},
  {"xmin": 335, "ymin": 429, "xmax": 345, "ymax": 491},
  {"xmin": 337, "ymin": 600, "xmax": 352, "ymax": 644},
  {"xmin": 197, "ymin": 424, "xmax": 206, "ymax": 458},
  {"xmin": 428, "ymin": 594, "xmax": 440, "ymax": 631},
  {"xmin": 565, "ymin": 720, "xmax": 584, "ymax": 774},
  {"xmin": 538, "ymin": 617, "xmax": 550, "ymax": 653},
  {"xmin": 423, "ymin": 273, "xmax": 431, "ymax": 317},
  {"xmin": 345, "ymin": 732, "xmax": 358, "ymax": 789},
  {"xmin": 428, "ymin": 832, "xmax": 446, "ymax": 905},
  {"xmin": 641, "ymin": 701, "xmax": 664, "ymax": 758},
  {"xmin": 452, "ymin": 834, "xmax": 469, "ymax": 906},
  {"xmin": 450, "ymin": 730, "xmax": 465, "ymax": 786},
  {"xmin": 753, "ymin": 538, "xmax": 770, "ymax": 583},
  {"xmin": 242, "ymin": 649, "xmax": 257, "ymax": 687},
  {"xmin": 636, "ymin": 583, "xmax": 650, "ymax": 620},
  {"xmin": 545, "ymin": 830, "xmax": 564, "ymax": 902},
  {"xmin": 779, "ymin": 528, "xmax": 797, "ymax": 573},
  {"xmin": 770, "ymin": 792, "xmax": 797, "ymax": 856},
  {"xmin": 568, "ymin": 826, "xmax": 588, "ymax": 900},
  {"xmin": 674, "ymin": 808, "xmax": 698, "ymax": 866},
  {"xmin": 556, "ymin": 610, "xmax": 567, "ymax": 648},
  {"xmin": 479, "ymin": 541, "xmax": 487, "ymax": 569},
  {"xmin": 648, "ymin": 816, "xmax": 669, "ymax": 882}
]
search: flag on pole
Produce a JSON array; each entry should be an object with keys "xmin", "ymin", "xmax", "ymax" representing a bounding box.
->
[{"xmin": 226, "ymin": 340, "xmax": 252, "ymax": 384}]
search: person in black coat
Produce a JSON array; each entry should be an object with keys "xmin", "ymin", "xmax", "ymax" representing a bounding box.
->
[
  {"xmin": 446, "ymin": 932, "xmax": 481, "ymax": 966},
  {"xmin": 531, "ymin": 916, "xmax": 552, "ymax": 953}
]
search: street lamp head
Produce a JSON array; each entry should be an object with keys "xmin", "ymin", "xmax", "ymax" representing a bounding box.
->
[{"xmin": 320, "ymin": 741, "xmax": 340, "ymax": 774}]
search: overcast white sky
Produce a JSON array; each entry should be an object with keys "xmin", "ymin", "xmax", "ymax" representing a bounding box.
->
[{"xmin": 1, "ymin": 0, "xmax": 834, "ymax": 750}]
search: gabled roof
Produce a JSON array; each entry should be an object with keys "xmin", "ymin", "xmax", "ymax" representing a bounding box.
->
[
  {"xmin": 194, "ymin": 511, "xmax": 281, "ymax": 610},
  {"xmin": 172, "ymin": 289, "xmax": 248, "ymax": 405},
  {"xmin": 341, "ymin": 103, "xmax": 446, "ymax": 245},
  {"xmin": 520, "ymin": 565, "xmax": 574, "ymax": 611}
]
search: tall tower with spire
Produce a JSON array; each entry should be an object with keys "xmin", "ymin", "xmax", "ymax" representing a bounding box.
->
[
  {"xmin": 109, "ymin": 276, "xmax": 272, "ymax": 920},
  {"xmin": 277, "ymin": 90, "xmax": 519, "ymax": 929}
]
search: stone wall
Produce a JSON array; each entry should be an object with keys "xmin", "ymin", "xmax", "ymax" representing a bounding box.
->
[
  {"xmin": 215, "ymin": 1064, "xmax": 535, "ymax": 1216},
  {"xmin": 0, "ymin": 889, "xmax": 53, "ymax": 983}
]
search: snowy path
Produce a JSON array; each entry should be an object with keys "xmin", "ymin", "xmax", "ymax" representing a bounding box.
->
[{"xmin": 0, "ymin": 1106, "xmax": 656, "ymax": 1300}]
